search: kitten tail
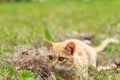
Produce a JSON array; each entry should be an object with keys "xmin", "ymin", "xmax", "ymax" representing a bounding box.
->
[{"xmin": 93, "ymin": 38, "xmax": 119, "ymax": 53}]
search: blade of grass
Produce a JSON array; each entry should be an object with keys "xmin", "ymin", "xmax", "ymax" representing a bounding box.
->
[
  {"xmin": 44, "ymin": 26, "xmax": 53, "ymax": 41},
  {"xmin": 55, "ymin": 69, "xmax": 62, "ymax": 80},
  {"xmin": 0, "ymin": 66, "xmax": 5, "ymax": 76},
  {"xmin": 42, "ymin": 20, "xmax": 54, "ymax": 41},
  {"xmin": 2, "ymin": 61, "xmax": 16, "ymax": 76}
]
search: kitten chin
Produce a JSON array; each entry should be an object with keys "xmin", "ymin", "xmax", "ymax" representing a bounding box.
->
[{"xmin": 55, "ymin": 65, "xmax": 73, "ymax": 71}]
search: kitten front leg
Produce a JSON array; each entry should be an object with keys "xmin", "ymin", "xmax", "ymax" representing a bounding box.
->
[{"xmin": 97, "ymin": 63, "xmax": 117, "ymax": 71}]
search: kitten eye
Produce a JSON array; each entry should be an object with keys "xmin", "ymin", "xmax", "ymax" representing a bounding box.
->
[
  {"xmin": 48, "ymin": 55, "xmax": 53, "ymax": 60},
  {"xmin": 58, "ymin": 57, "xmax": 65, "ymax": 61}
]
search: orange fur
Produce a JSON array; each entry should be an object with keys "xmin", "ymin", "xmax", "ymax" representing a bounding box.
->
[{"xmin": 45, "ymin": 38, "xmax": 118, "ymax": 78}]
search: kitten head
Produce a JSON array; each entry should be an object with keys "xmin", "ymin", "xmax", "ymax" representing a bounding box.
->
[{"xmin": 45, "ymin": 40, "xmax": 76, "ymax": 71}]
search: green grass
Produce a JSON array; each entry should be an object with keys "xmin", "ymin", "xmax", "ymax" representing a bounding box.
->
[
  {"xmin": 0, "ymin": 0, "xmax": 120, "ymax": 53},
  {"xmin": 0, "ymin": 0, "xmax": 120, "ymax": 79}
]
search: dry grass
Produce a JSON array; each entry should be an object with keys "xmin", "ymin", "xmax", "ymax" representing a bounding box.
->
[{"xmin": 6, "ymin": 45, "xmax": 56, "ymax": 80}]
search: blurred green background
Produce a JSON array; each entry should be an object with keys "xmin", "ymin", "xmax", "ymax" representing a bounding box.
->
[{"xmin": 0, "ymin": 0, "xmax": 120, "ymax": 53}]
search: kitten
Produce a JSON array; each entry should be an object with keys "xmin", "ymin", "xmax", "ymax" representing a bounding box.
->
[{"xmin": 45, "ymin": 38, "xmax": 118, "ymax": 78}]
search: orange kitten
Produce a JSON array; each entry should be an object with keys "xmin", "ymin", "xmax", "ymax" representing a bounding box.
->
[{"xmin": 45, "ymin": 38, "xmax": 118, "ymax": 78}]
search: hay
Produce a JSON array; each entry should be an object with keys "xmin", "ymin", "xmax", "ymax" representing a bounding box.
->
[{"xmin": 8, "ymin": 45, "xmax": 56, "ymax": 80}]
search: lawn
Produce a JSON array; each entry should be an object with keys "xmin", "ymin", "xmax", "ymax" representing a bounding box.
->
[{"xmin": 0, "ymin": 0, "xmax": 120, "ymax": 80}]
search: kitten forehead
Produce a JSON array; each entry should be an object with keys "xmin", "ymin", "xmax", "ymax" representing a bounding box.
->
[
  {"xmin": 51, "ymin": 47, "xmax": 72, "ymax": 57},
  {"xmin": 52, "ymin": 43, "xmax": 68, "ymax": 51}
]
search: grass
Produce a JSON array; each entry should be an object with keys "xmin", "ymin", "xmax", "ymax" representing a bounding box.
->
[
  {"xmin": 0, "ymin": 0, "xmax": 120, "ymax": 79},
  {"xmin": 0, "ymin": 0, "xmax": 120, "ymax": 52}
]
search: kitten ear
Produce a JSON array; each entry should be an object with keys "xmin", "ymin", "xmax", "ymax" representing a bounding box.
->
[
  {"xmin": 65, "ymin": 42, "xmax": 76, "ymax": 55},
  {"xmin": 45, "ymin": 40, "xmax": 53, "ymax": 49}
]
